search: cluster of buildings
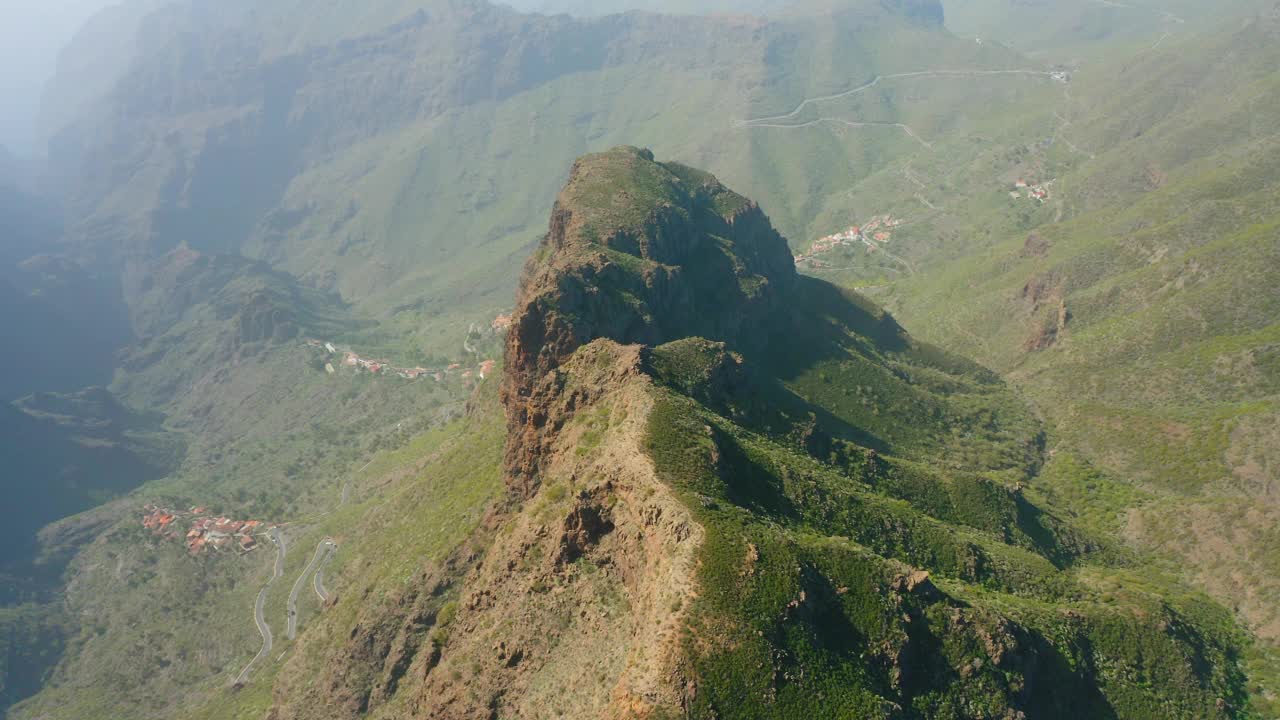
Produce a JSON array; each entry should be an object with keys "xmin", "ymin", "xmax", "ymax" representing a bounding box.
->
[
  {"xmin": 339, "ymin": 350, "xmax": 432, "ymax": 379},
  {"xmin": 186, "ymin": 514, "xmax": 264, "ymax": 554},
  {"xmin": 304, "ymin": 340, "xmax": 438, "ymax": 379},
  {"xmin": 306, "ymin": 321, "xmax": 506, "ymax": 383},
  {"xmin": 141, "ymin": 505, "xmax": 265, "ymax": 554},
  {"xmin": 141, "ymin": 505, "xmax": 183, "ymax": 541},
  {"xmin": 794, "ymin": 214, "xmax": 904, "ymax": 267},
  {"xmin": 1010, "ymin": 179, "xmax": 1053, "ymax": 203}
]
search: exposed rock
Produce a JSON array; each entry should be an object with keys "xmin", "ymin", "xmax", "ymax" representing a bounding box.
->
[
  {"xmin": 557, "ymin": 490, "xmax": 616, "ymax": 565},
  {"xmin": 1020, "ymin": 272, "xmax": 1069, "ymax": 351},
  {"xmin": 1018, "ymin": 271, "xmax": 1061, "ymax": 312},
  {"xmin": 502, "ymin": 146, "xmax": 795, "ymax": 497},
  {"xmin": 1020, "ymin": 231, "xmax": 1050, "ymax": 258},
  {"xmin": 1024, "ymin": 298, "xmax": 1070, "ymax": 352},
  {"xmin": 232, "ymin": 289, "xmax": 300, "ymax": 346}
]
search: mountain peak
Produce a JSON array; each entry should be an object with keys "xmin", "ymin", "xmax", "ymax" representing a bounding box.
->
[
  {"xmin": 547, "ymin": 146, "xmax": 790, "ymax": 272},
  {"xmin": 502, "ymin": 147, "xmax": 795, "ymax": 495}
]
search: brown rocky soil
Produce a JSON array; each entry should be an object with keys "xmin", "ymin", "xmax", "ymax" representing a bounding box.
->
[
  {"xmin": 406, "ymin": 342, "xmax": 702, "ymax": 719},
  {"xmin": 268, "ymin": 342, "xmax": 703, "ymax": 720}
]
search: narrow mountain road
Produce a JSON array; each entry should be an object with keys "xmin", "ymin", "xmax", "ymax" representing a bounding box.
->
[
  {"xmin": 745, "ymin": 118, "xmax": 935, "ymax": 149},
  {"xmin": 737, "ymin": 69, "xmax": 1057, "ymax": 149},
  {"xmin": 313, "ymin": 542, "xmax": 335, "ymax": 602},
  {"xmin": 235, "ymin": 527, "xmax": 286, "ymax": 686},
  {"xmin": 738, "ymin": 69, "xmax": 1055, "ymax": 127},
  {"xmin": 903, "ymin": 160, "xmax": 941, "ymax": 210},
  {"xmin": 310, "ymin": 459, "xmax": 369, "ymax": 522},
  {"xmin": 232, "ymin": 458, "xmax": 367, "ymax": 682},
  {"xmin": 286, "ymin": 538, "xmax": 335, "ymax": 640}
]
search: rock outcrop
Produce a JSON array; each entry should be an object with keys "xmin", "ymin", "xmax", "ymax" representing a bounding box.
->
[
  {"xmin": 268, "ymin": 148, "xmax": 1255, "ymax": 720},
  {"xmin": 502, "ymin": 146, "xmax": 795, "ymax": 496}
]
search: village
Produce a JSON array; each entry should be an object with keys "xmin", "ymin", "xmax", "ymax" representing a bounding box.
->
[
  {"xmin": 1009, "ymin": 177, "xmax": 1053, "ymax": 203},
  {"xmin": 304, "ymin": 311, "xmax": 509, "ymax": 384},
  {"xmin": 794, "ymin": 213, "xmax": 905, "ymax": 269},
  {"xmin": 142, "ymin": 505, "xmax": 268, "ymax": 554}
]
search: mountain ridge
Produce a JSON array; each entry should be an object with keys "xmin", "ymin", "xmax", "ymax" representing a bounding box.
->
[
  {"xmin": 503, "ymin": 147, "xmax": 796, "ymax": 495},
  {"xmin": 6, "ymin": 0, "xmax": 1280, "ymax": 715},
  {"xmin": 262, "ymin": 148, "xmax": 1255, "ymax": 719}
]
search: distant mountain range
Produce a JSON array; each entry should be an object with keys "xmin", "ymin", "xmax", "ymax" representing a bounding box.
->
[{"xmin": 3, "ymin": 0, "xmax": 1279, "ymax": 717}]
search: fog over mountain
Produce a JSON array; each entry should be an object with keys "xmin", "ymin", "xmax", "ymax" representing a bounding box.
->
[
  {"xmin": 0, "ymin": 0, "xmax": 122, "ymax": 154},
  {"xmin": 2, "ymin": 1, "xmax": 1280, "ymax": 718}
]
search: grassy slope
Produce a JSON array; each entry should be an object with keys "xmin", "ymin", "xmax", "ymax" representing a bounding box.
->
[
  {"xmin": 13, "ymin": 0, "xmax": 1278, "ymax": 716},
  {"xmin": 639, "ymin": 291, "xmax": 1252, "ymax": 718},
  {"xmin": 8, "ymin": 380, "xmax": 501, "ymax": 720},
  {"xmin": 485, "ymin": 144, "xmax": 1256, "ymax": 717},
  {"xmin": 1, "ymin": 246, "xmax": 478, "ymax": 717},
  {"xmin": 58, "ymin": 0, "xmax": 1039, "ymax": 357},
  {"xmin": 869, "ymin": 11, "xmax": 1280, "ymax": 712}
]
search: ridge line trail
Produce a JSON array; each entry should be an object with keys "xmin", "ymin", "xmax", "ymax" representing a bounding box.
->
[{"xmin": 234, "ymin": 527, "xmax": 286, "ymax": 686}]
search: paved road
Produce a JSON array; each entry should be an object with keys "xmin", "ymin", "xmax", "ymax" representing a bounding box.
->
[
  {"xmin": 738, "ymin": 69, "xmax": 1054, "ymax": 127},
  {"xmin": 313, "ymin": 544, "xmax": 334, "ymax": 602},
  {"xmin": 235, "ymin": 527, "xmax": 286, "ymax": 685},
  {"xmin": 287, "ymin": 539, "xmax": 336, "ymax": 640},
  {"xmin": 232, "ymin": 458, "xmax": 367, "ymax": 683}
]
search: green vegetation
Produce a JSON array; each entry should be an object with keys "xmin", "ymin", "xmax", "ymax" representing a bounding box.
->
[
  {"xmin": 516, "ymin": 143, "xmax": 1259, "ymax": 717},
  {"xmin": 8, "ymin": 379, "xmax": 501, "ymax": 720},
  {"xmin": 6, "ymin": 0, "xmax": 1280, "ymax": 716},
  {"xmin": 857, "ymin": 7, "xmax": 1280, "ymax": 712},
  {"xmin": 646, "ymin": 379, "xmax": 1250, "ymax": 718}
]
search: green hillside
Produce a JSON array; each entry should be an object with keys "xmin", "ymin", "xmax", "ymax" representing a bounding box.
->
[
  {"xmin": 261, "ymin": 147, "xmax": 1255, "ymax": 719},
  {"xmin": 866, "ymin": 9, "xmax": 1280, "ymax": 712},
  {"xmin": 6, "ymin": 0, "xmax": 1280, "ymax": 716},
  {"xmin": 47, "ymin": 0, "xmax": 1033, "ymax": 355},
  {"xmin": 0, "ymin": 241, "xmax": 476, "ymax": 715}
]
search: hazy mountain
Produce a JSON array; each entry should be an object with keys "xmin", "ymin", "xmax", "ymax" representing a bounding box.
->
[
  {"xmin": 4, "ymin": 0, "xmax": 1280, "ymax": 717},
  {"xmin": 261, "ymin": 147, "xmax": 1250, "ymax": 719},
  {"xmin": 506, "ymin": 0, "xmax": 944, "ymax": 21},
  {"xmin": 44, "ymin": 0, "xmax": 1014, "ymax": 353},
  {"xmin": 0, "ymin": 388, "xmax": 180, "ymax": 570}
]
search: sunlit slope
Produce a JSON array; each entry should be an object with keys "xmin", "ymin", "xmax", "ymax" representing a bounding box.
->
[
  {"xmin": 261, "ymin": 148, "xmax": 1259, "ymax": 720},
  {"xmin": 50, "ymin": 0, "xmax": 1040, "ymax": 355},
  {"xmin": 879, "ymin": 13, "xmax": 1280, "ymax": 710}
]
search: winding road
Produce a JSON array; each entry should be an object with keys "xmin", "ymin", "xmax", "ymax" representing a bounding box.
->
[
  {"xmin": 736, "ymin": 69, "xmax": 1060, "ymax": 150},
  {"xmin": 738, "ymin": 69, "xmax": 1055, "ymax": 126},
  {"xmin": 230, "ymin": 442, "xmax": 390, "ymax": 681},
  {"xmin": 235, "ymin": 527, "xmax": 286, "ymax": 686},
  {"xmin": 287, "ymin": 539, "xmax": 337, "ymax": 640},
  {"xmin": 313, "ymin": 543, "xmax": 334, "ymax": 602},
  {"xmin": 901, "ymin": 160, "xmax": 941, "ymax": 211}
]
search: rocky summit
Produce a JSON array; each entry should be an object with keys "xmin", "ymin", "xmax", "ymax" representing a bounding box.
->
[
  {"xmin": 503, "ymin": 147, "xmax": 795, "ymax": 497},
  {"xmin": 7, "ymin": 0, "xmax": 1280, "ymax": 716},
  {"xmin": 264, "ymin": 148, "xmax": 1252, "ymax": 719}
]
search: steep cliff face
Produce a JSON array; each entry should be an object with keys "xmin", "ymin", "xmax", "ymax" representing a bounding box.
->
[
  {"xmin": 503, "ymin": 147, "xmax": 795, "ymax": 496},
  {"xmin": 488, "ymin": 149, "xmax": 1253, "ymax": 719},
  {"xmin": 265, "ymin": 149, "xmax": 1253, "ymax": 720}
]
